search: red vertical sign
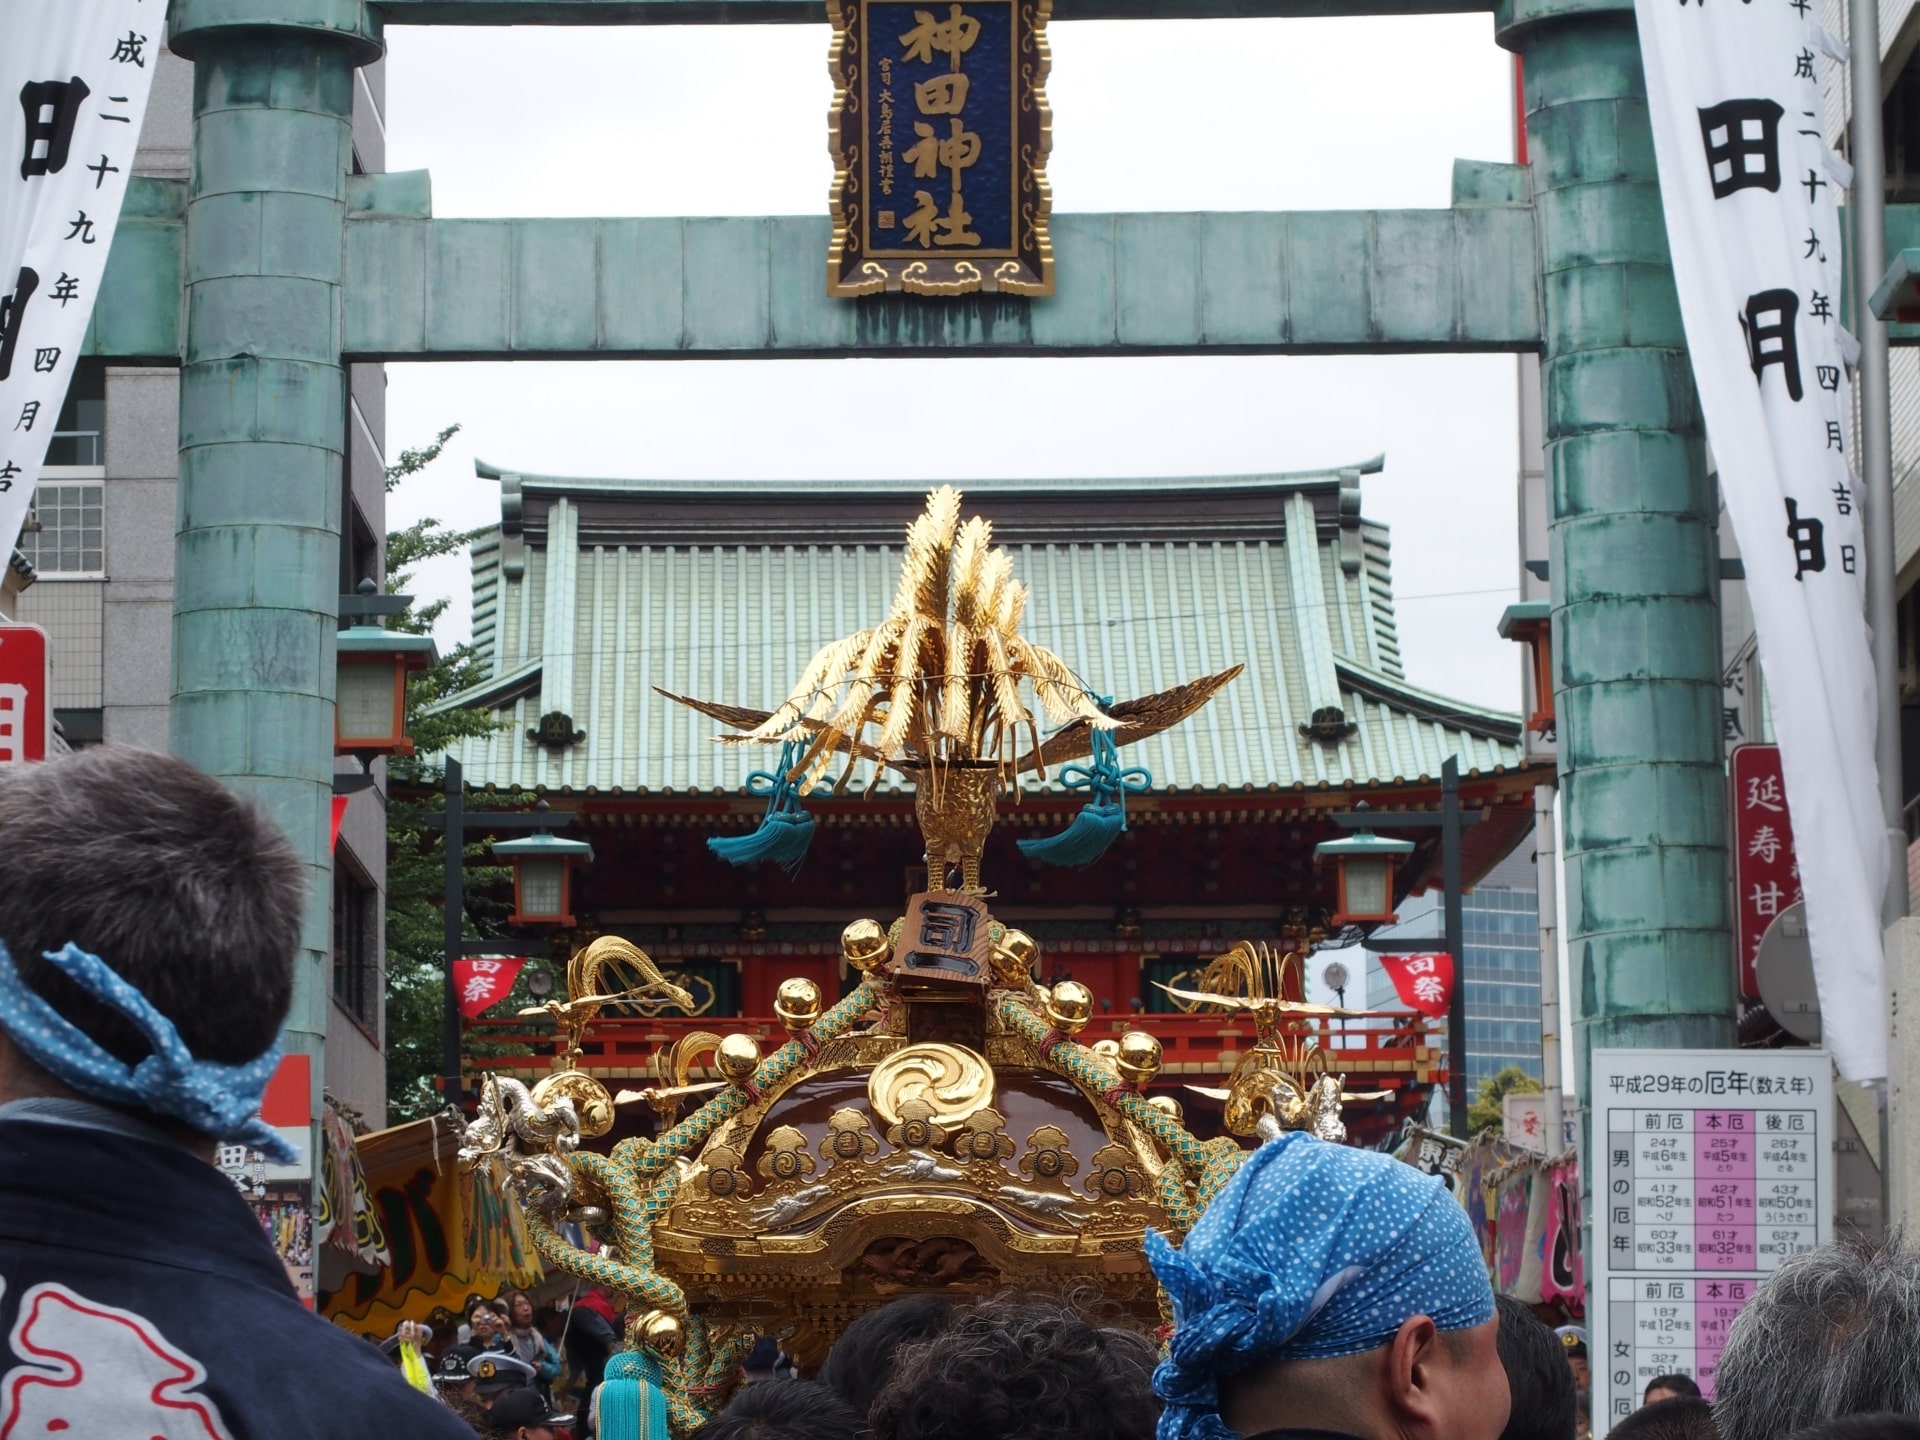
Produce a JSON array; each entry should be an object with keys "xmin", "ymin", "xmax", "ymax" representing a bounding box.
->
[
  {"xmin": 0, "ymin": 622, "xmax": 50, "ymax": 764},
  {"xmin": 1731, "ymin": 743, "xmax": 1799, "ymax": 1001}
]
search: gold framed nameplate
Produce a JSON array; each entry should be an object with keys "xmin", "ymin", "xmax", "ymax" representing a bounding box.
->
[{"xmin": 827, "ymin": 0, "xmax": 1053, "ymax": 297}]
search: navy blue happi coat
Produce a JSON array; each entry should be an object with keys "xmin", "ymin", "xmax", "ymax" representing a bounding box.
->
[{"xmin": 0, "ymin": 1113, "xmax": 476, "ymax": 1440}]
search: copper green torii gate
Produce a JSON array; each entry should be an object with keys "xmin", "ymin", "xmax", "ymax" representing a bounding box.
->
[{"xmin": 125, "ymin": 0, "xmax": 1905, "ymax": 1160}]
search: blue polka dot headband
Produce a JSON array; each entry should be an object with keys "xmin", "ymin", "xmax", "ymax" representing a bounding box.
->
[
  {"xmin": 1146, "ymin": 1131, "xmax": 1495, "ymax": 1440},
  {"xmin": 0, "ymin": 937, "xmax": 296, "ymax": 1162}
]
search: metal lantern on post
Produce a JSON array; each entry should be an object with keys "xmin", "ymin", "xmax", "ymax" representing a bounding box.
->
[
  {"xmin": 1314, "ymin": 829, "xmax": 1415, "ymax": 926},
  {"xmin": 1497, "ymin": 600, "xmax": 1555, "ymax": 737},
  {"xmin": 335, "ymin": 624, "xmax": 436, "ymax": 757},
  {"xmin": 493, "ymin": 831, "xmax": 595, "ymax": 927}
]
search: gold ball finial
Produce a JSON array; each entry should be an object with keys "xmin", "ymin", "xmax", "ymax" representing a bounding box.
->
[
  {"xmin": 841, "ymin": 918, "xmax": 890, "ymax": 973},
  {"xmin": 716, "ymin": 1033, "xmax": 762, "ymax": 1083},
  {"xmin": 1115, "ymin": 1031, "xmax": 1163, "ymax": 1088},
  {"xmin": 774, "ymin": 977, "xmax": 824, "ymax": 1034},
  {"xmin": 1000, "ymin": 929, "xmax": 1040, "ymax": 975},
  {"xmin": 1146, "ymin": 1093, "xmax": 1185, "ymax": 1125},
  {"xmin": 1045, "ymin": 980, "xmax": 1095, "ymax": 1035},
  {"xmin": 636, "ymin": 1310, "xmax": 683, "ymax": 1359},
  {"xmin": 1090, "ymin": 1038, "xmax": 1121, "ymax": 1062},
  {"xmin": 530, "ymin": 1070, "xmax": 617, "ymax": 1139}
]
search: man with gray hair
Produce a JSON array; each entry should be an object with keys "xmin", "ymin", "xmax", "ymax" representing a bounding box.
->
[
  {"xmin": 1713, "ymin": 1238, "xmax": 1920, "ymax": 1440},
  {"xmin": 0, "ymin": 747, "xmax": 472, "ymax": 1438}
]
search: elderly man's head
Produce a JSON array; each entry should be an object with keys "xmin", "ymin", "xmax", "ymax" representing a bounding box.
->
[
  {"xmin": 1147, "ymin": 1132, "xmax": 1506, "ymax": 1440},
  {"xmin": 1714, "ymin": 1240, "xmax": 1920, "ymax": 1440}
]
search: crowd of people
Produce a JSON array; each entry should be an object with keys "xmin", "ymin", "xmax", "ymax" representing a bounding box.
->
[
  {"xmin": 9, "ymin": 749, "xmax": 1920, "ymax": 1440},
  {"xmin": 395, "ymin": 1140, "xmax": 1920, "ymax": 1440},
  {"xmin": 384, "ymin": 1290, "xmax": 614, "ymax": 1434}
]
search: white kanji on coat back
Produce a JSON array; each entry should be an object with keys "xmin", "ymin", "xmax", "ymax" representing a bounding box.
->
[{"xmin": 1, "ymin": 1280, "xmax": 235, "ymax": 1440}]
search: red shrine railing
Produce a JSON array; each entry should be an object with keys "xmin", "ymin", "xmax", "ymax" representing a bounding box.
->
[{"xmin": 461, "ymin": 1010, "xmax": 1445, "ymax": 1091}]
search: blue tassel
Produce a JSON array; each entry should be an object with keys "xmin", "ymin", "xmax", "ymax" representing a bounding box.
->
[
  {"xmin": 1018, "ymin": 722, "xmax": 1151, "ymax": 869},
  {"xmin": 597, "ymin": 1349, "xmax": 672, "ymax": 1440},
  {"xmin": 709, "ymin": 740, "xmax": 815, "ymax": 877}
]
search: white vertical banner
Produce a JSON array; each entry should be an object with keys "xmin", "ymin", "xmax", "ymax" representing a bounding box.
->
[
  {"xmin": 0, "ymin": 5, "xmax": 163, "ymax": 554},
  {"xmin": 1635, "ymin": 6, "xmax": 1887, "ymax": 1080}
]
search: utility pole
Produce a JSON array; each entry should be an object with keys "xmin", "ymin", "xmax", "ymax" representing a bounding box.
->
[
  {"xmin": 1852, "ymin": 0, "xmax": 1907, "ymax": 929},
  {"xmin": 1332, "ymin": 757, "xmax": 1481, "ymax": 1137},
  {"xmin": 1850, "ymin": 0, "xmax": 1909, "ymax": 1236},
  {"xmin": 1536, "ymin": 784, "xmax": 1563, "ymax": 1150},
  {"xmin": 420, "ymin": 756, "xmax": 578, "ymax": 1105},
  {"xmin": 1441, "ymin": 760, "xmax": 1466, "ymax": 1133}
]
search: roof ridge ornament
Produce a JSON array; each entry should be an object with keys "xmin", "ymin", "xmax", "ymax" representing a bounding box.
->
[{"xmin": 527, "ymin": 708, "xmax": 585, "ymax": 750}]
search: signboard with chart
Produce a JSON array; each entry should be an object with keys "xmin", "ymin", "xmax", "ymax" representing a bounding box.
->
[{"xmin": 1590, "ymin": 1049, "xmax": 1832, "ymax": 1428}]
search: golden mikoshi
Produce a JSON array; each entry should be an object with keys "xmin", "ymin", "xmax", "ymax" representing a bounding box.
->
[{"xmin": 459, "ymin": 487, "xmax": 1358, "ymax": 1436}]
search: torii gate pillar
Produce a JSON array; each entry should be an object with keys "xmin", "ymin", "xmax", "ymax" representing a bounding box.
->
[
  {"xmin": 1498, "ymin": 5, "xmax": 1740, "ymax": 1115},
  {"xmin": 166, "ymin": 1, "xmax": 383, "ymax": 1106}
]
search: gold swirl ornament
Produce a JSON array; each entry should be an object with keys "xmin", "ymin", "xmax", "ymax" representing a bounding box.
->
[{"xmin": 868, "ymin": 1042, "xmax": 996, "ymax": 1128}]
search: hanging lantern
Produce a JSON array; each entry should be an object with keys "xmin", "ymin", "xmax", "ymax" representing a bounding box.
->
[
  {"xmin": 493, "ymin": 832, "xmax": 595, "ymax": 927},
  {"xmin": 1313, "ymin": 829, "xmax": 1415, "ymax": 927},
  {"xmin": 1498, "ymin": 601, "xmax": 1554, "ymax": 737},
  {"xmin": 335, "ymin": 625, "xmax": 436, "ymax": 757}
]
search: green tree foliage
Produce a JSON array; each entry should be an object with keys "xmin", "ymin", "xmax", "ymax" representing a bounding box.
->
[
  {"xmin": 381, "ymin": 424, "xmax": 552, "ymax": 1121},
  {"xmin": 386, "ymin": 427, "xmax": 496, "ymax": 759},
  {"xmin": 1467, "ymin": 1064, "xmax": 1544, "ymax": 1137}
]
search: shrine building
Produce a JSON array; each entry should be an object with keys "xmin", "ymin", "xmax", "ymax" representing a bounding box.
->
[{"xmin": 438, "ymin": 459, "xmax": 1548, "ymax": 1139}]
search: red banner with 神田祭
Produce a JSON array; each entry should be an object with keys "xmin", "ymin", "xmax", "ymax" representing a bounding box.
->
[
  {"xmin": 1377, "ymin": 952, "xmax": 1453, "ymax": 1018},
  {"xmin": 453, "ymin": 956, "xmax": 525, "ymax": 1018}
]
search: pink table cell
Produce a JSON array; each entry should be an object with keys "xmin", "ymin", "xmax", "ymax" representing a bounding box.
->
[
  {"xmin": 1695, "ymin": 1226, "xmax": 1756, "ymax": 1269},
  {"xmin": 1696, "ymin": 1350, "xmax": 1721, "ymax": 1401},
  {"xmin": 1695, "ymin": 1112, "xmax": 1755, "ymax": 1177},
  {"xmin": 1694, "ymin": 1112, "xmax": 1755, "ymax": 1270},
  {"xmin": 1694, "ymin": 1280, "xmax": 1759, "ymax": 1400}
]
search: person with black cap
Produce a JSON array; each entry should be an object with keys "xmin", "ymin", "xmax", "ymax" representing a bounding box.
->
[
  {"xmin": 436, "ymin": 1343, "xmax": 483, "ymax": 1403},
  {"xmin": 488, "ymin": 1386, "xmax": 574, "ymax": 1440}
]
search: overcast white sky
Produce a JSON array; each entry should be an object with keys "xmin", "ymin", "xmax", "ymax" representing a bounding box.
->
[{"xmin": 382, "ymin": 17, "xmax": 1526, "ymax": 712}]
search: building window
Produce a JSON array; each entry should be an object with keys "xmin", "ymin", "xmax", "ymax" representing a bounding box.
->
[
  {"xmin": 20, "ymin": 483, "xmax": 102, "ymax": 576},
  {"xmin": 42, "ymin": 359, "xmax": 104, "ymax": 467},
  {"xmin": 333, "ymin": 863, "xmax": 380, "ymax": 1035}
]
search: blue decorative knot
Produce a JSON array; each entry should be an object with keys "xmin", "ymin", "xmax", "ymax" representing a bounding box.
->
[
  {"xmin": 709, "ymin": 738, "xmax": 817, "ymax": 877},
  {"xmin": 1018, "ymin": 707, "xmax": 1151, "ymax": 868},
  {"xmin": 0, "ymin": 937, "xmax": 297, "ymax": 1161}
]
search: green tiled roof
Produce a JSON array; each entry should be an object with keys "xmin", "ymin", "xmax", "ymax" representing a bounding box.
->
[{"xmin": 436, "ymin": 462, "xmax": 1527, "ymax": 795}]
